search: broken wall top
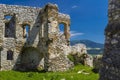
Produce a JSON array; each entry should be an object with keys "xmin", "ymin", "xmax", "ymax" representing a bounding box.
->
[{"xmin": 0, "ymin": 3, "xmax": 70, "ymax": 25}]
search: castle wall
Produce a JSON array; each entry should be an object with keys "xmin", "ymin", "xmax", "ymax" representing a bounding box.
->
[
  {"xmin": 0, "ymin": 3, "xmax": 73, "ymax": 71},
  {"xmin": 0, "ymin": 4, "xmax": 42, "ymax": 70},
  {"xmin": 100, "ymin": 0, "xmax": 120, "ymax": 80},
  {"xmin": 37, "ymin": 4, "xmax": 73, "ymax": 71}
]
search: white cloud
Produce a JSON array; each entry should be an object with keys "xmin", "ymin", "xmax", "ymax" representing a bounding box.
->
[
  {"xmin": 72, "ymin": 5, "xmax": 78, "ymax": 9},
  {"xmin": 60, "ymin": 31, "xmax": 84, "ymax": 37},
  {"xmin": 60, "ymin": 31, "xmax": 64, "ymax": 34},
  {"xmin": 70, "ymin": 31, "xmax": 84, "ymax": 37}
]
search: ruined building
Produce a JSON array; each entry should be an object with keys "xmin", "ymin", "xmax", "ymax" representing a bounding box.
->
[
  {"xmin": 0, "ymin": 3, "xmax": 74, "ymax": 71},
  {"xmin": 100, "ymin": 0, "xmax": 120, "ymax": 80}
]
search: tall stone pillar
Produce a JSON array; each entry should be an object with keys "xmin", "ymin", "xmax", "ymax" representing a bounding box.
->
[
  {"xmin": 64, "ymin": 23, "xmax": 70, "ymax": 45},
  {"xmin": 100, "ymin": 0, "xmax": 120, "ymax": 80},
  {"xmin": 42, "ymin": 3, "xmax": 73, "ymax": 72},
  {"xmin": 41, "ymin": 3, "xmax": 59, "ymax": 71}
]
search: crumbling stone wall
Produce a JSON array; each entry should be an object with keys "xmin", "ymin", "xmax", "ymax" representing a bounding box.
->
[
  {"xmin": 69, "ymin": 44, "xmax": 93, "ymax": 67},
  {"xmin": 0, "ymin": 3, "xmax": 73, "ymax": 71},
  {"xmin": 39, "ymin": 4, "xmax": 73, "ymax": 71},
  {"xmin": 100, "ymin": 0, "xmax": 120, "ymax": 80},
  {"xmin": 0, "ymin": 4, "xmax": 41, "ymax": 70}
]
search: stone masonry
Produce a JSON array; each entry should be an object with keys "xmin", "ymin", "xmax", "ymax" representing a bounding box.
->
[
  {"xmin": 0, "ymin": 3, "xmax": 73, "ymax": 71},
  {"xmin": 100, "ymin": 0, "xmax": 120, "ymax": 80}
]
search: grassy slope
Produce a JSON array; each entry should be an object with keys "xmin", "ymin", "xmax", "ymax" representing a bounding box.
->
[{"xmin": 0, "ymin": 65, "xmax": 99, "ymax": 80}]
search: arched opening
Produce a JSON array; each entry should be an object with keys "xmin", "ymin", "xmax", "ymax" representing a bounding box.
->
[
  {"xmin": 4, "ymin": 15, "xmax": 12, "ymax": 20},
  {"xmin": 59, "ymin": 23, "xmax": 65, "ymax": 35},
  {"xmin": 59, "ymin": 23, "xmax": 70, "ymax": 39},
  {"xmin": 59, "ymin": 23, "xmax": 70, "ymax": 45},
  {"xmin": 22, "ymin": 24, "xmax": 30, "ymax": 39}
]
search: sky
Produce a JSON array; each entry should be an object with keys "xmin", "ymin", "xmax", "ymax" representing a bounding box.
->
[{"xmin": 0, "ymin": 0, "xmax": 108, "ymax": 43}]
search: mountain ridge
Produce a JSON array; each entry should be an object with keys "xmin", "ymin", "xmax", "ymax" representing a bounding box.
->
[{"xmin": 70, "ymin": 39, "xmax": 104, "ymax": 48}]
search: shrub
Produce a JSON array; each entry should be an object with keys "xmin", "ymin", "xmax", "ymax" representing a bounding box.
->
[{"xmin": 67, "ymin": 54, "xmax": 74, "ymax": 62}]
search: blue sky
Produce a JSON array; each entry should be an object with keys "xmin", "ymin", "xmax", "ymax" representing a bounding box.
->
[{"xmin": 0, "ymin": 0, "xmax": 108, "ymax": 43}]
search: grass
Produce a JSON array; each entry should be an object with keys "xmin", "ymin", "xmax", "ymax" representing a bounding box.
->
[{"xmin": 0, "ymin": 65, "xmax": 99, "ymax": 80}]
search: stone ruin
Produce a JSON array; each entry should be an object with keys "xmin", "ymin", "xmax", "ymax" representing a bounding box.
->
[
  {"xmin": 100, "ymin": 0, "xmax": 120, "ymax": 80},
  {"xmin": 0, "ymin": 3, "xmax": 74, "ymax": 72},
  {"xmin": 70, "ymin": 44, "xmax": 93, "ymax": 67}
]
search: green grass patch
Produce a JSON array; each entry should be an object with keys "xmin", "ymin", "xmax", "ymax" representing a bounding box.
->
[
  {"xmin": 67, "ymin": 54, "xmax": 74, "ymax": 62},
  {"xmin": 0, "ymin": 65, "xmax": 99, "ymax": 80}
]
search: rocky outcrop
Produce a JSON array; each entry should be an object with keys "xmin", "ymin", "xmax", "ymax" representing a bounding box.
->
[
  {"xmin": 72, "ymin": 53, "xmax": 93, "ymax": 67},
  {"xmin": 68, "ymin": 44, "xmax": 93, "ymax": 67},
  {"xmin": 71, "ymin": 44, "xmax": 87, "ymax": 55}
]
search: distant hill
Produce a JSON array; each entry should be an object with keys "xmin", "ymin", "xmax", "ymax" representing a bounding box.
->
[
  {"xmin": 70, "ymin": 40, "xmax": 104, "ymax": 54},
  {"xmin": 70, "ymin": 40, "xmax": 104, "ymax": 48}
]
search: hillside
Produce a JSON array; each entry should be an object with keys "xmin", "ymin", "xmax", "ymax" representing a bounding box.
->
[
  {"xmin": 71, "ymin": 40, "xmax": 104, "ymax": 48},
  {"xmin": 70, "ymin": 40, "xmax": 104, "ymax": 54}
]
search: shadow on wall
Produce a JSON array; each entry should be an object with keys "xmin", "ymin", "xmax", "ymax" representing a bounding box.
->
[
  {"xmin": 16, "ymin": 47, "xmax": 43, "ymax": 71},
  {"xmin": 13, "ymin": 10, "xmax": 45, "ymax": 71}
]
